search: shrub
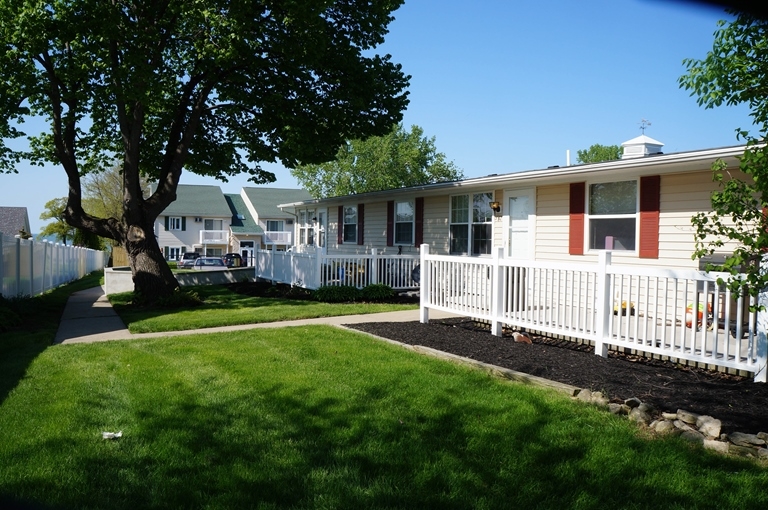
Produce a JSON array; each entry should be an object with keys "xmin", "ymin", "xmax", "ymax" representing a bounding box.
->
[
  {"xmin": 360, "ymin": 284, "xmax": 394, "ymax": 302},
  {"xmin": 313, "ymin": 285, "xmax": 360, "ymax": 303},
  {"xmin": 0, "ymin": 304, "xmax": 21, "ymax": 332}
]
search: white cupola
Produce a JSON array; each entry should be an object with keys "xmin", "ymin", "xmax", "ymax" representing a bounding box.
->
[{"xmin": 620, "ymin": 135, "xmax": 664, "ymax": 159}]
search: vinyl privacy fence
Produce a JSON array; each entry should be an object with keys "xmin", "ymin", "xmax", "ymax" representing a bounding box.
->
[
  {"xmin": 0, "ymin": 234, "xmax": 107, "ymax": 298},
  {"xmin": 419, "ymin": 245, "xmax": 768, "ymax": 383}
]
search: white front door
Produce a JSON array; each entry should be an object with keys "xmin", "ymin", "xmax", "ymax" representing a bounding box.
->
[{"xmin": 504, "ymin": 188, "xmax": 535, "ymax": 259}]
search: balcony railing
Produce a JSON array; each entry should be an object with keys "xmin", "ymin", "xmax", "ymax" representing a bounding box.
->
[
  {"xmin": 199, "ymin": 230, "xmax": 228, "ymax": 244},
  {"xmin": 264, "ymin": 231, "xmax": 292, "ymax": 245}
]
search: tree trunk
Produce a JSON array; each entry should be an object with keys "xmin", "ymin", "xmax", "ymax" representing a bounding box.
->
[{"xmin": 124, "ymin": 221, "xmax": 179, "ymax": 301}]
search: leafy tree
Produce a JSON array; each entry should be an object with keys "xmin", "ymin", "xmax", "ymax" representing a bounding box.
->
[
  {"xmin": 679, "ymin": 11, "xmax": 768, "ymax": 298},
  {"xmin": 0, "ymin": 1, "xmax": 409, "ymax": 300},
  {"xmin": 576, "ymin": 144, "xmax": 623, "ymax": 164},
  {"xmin": 38, "ymin": 197, "xmax": 75, "ymax": 244},
  {"xmin": 291, "ymin": 124, "xmax": 463, "ymax": 198}
]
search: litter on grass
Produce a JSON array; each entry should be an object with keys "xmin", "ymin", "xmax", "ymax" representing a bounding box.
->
[{"xmin": 102, "ymin": 431, "xmax": 123, "ymax": 439}]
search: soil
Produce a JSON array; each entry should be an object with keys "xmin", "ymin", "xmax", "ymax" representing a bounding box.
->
[{"xmin": 228, "ymin": 282, "xmax": 768, "ymax": 436}]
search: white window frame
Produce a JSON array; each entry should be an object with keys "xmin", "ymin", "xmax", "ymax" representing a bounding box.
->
[
  {"xmin": 343, "ymin": 205, "xmax": 357, "ymax": 244},
  {"xmin": 586, "ymin": 179, "xmax": 639, "ymax": 253},
  {"xmin": 204, "ymin": 218, "xmax": 223, "ymax": 231},
  {"xmin": 168, "ymin": 247, "xmax": 182, "ymax": 261},
  {"xmin": 449, "ymin": 192, "xmax": 493, "ymax": 256},
  {"xmin": 168, "ymin": 216, "xmax": 182, "ymax": 230},
  {"xmin": 394, "ymin": 200, "xmax": 415, "ymax": 245},
  {"xmin": 296, "ymin": 209, "xmax": 315, "ymax": 245},
  {"xmin": 266, "ymin": 220, "xmax": 285, "ymax": 232}
]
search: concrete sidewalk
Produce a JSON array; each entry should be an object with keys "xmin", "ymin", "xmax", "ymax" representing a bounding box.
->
[{"xmin": 54, "ymin": 286, "xmax": 454, "ymax": 345}]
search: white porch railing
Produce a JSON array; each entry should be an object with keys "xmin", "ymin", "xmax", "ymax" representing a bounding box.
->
[
  {"xmin": 199, "ymin": 230, "xmax": 228, "ymax": 244},
  {"xmin": 1, "ymin": 234, "xmax": 107, "ymax": 298},
  {"xmin": 264, "ymin": 231, "xmax": 292, "ymax": 245},
  {"xmin": 419, "ymin": 245, "xmax": 768, "ymax": 383},
  {"xmin": 254, "ymin": 247, "xmax": 420, "ymax": 290}
]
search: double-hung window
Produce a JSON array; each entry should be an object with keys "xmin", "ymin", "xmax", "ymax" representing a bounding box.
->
[
  {"xmin": 266, "ymin": 220, "xmax": 284, "ymax": 232},
  {"xmin": 588, "ymin": 180, "xmax": 637, "ymax": 251},
  {"xmin": 394, "ymin": 200, "xmax": 414, "ymax": 245},
  {"xmin": 343, "ymin": 206, "xmax": 357, "ymax": 243},
  {"xmin": 168, "ymin": 217, "xmax": 182, "ymax": 230},
  {"xmin": 449, "ymin": 192, "xmax": 493, "ymax": 255}
]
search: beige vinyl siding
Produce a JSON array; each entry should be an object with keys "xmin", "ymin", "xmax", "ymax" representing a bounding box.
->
[
  {"xmin": 422, "ymin": 195, "xmax": 450, "ymax": 254},
  {"xmin": 534, "ymin": 184, "xmax": 578, "ymax": 263}
]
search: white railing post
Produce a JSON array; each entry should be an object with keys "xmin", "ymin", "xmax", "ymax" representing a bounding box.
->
[
  {"xmin": 314, "ymin": 247, "xmax": 323, "ymax": 289},
  {"xmin": 594, "ymin": 251, "xmax": 611, "ymax": 357},
  {"xmin": 371, "ymin": 248, "xmax": 378, "ymax": 286},
  {"xmin": 419, "ymin": 244, "xmax": 430, "ymax": 323},
  {"xmin": 491, "ymin": 246, "xmax": 504, "ymax": 336},
  {"xmin": 270, "ymin": 243, "xmax": 276, "ymax": 283},
  {"xmin": 755, "ymin": 257, "xmax": 768, "ymax": 383}
]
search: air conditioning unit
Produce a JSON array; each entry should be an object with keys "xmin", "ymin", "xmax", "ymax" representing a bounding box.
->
[
  {"xmin": 286, "ymin": 219, "xmax": 293, "ymax": 225},
  {"xmin": 194, "ymin": 217, "xmax": 202, "ymax": 222}
]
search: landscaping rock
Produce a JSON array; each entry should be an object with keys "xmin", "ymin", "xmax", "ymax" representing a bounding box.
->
[
  {"xmin": 729, "ymin": 445, "xmax": 759, "ymax": 458},
  {"xmin": 673, "ymin": 420, "xmax": 694, "ymax": 432},
  {"xmin": 629, "ymin": 407, "xmax": 651, "ymax": 425},
  {"xmin": 681, "ymin": 430, "xmax": 705, "ymax": 444},
  {"xmin": 677, "ymin": 409, "xmax": 700, "ymax": 425},
  {"xmin": 661, "ymin": 412, "xmax": 678, "ymax": 420},
  {"xmin": 624, "ymin": 397, "xmax": 642, "ymax": 409},
  {"xmin": 728, "ymin": 432, "xmax": 766, "ymax": 448},
  {"xmin": 654, "ymin": 420, "xmax": 677, "ymax": 435},
  {"xmin": 608, "ymin": 403, "xmax": 624, "ymax": 415},
  {"xmin": 696, "ymin": 416, "xmax": 722, "ymax": 438},
  {"xmin": 576, "ymin": 389, "xmax": 592, "ymax": 403},
  {"xmin": 590, "ymin": 391, "xmax": 609, "ymax": 406},
  {"xmin": 704, "ymin": 439, "xmax": 729, "ymax": 454}
]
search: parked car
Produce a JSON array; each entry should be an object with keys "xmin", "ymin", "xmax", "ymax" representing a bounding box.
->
[
  {"xmin": 223, "ymin": 253, "xmax": 242, "ymax": 268},
  {"xmin": 192, "ymin": 257, "xmax": 226, "ymax": 270},
  {"xmin": 178, "ymin": 252, "xmax": 201, "ymax": 268}
]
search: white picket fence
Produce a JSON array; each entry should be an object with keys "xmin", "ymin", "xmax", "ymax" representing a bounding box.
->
[
  {"xmin": 0, "ymin": 234, "xmax": 107, "ymax": 298},
  {"xmin": 419, "ymin": 245, "xmax": 768, "ymax": 383},
  {"xmin": 254, "ymin": 247, "xmax": 420, "ymax": 290}
]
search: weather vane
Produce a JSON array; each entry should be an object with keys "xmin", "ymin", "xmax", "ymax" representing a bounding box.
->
[{"xmin": 639, "ymin": 119, "xmax": 651, "ymax": 134}]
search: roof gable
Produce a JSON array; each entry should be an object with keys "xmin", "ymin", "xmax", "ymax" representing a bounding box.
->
[
  {"xmin": 0, "ymin": 206, "xmax": 31, "ymax": 238},
  {"xmin": 157, "ymin": 184, "xmax": 232, "ymax": 217},
  {"xmin": 242, "ymin": 187, "xmax": 312, "ymax": 219},
  {"xmin": 224, "ymin": 194, "xmax": 264, "ymax": 235}
]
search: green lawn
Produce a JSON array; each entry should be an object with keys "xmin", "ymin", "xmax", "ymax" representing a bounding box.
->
[
  {"xmin": 109, "ymin": 284, "xmax": 417, "ymax": 333},
  {"xmin": 1, "ymin": 326, "xmax": 766, "ymax": 510}
]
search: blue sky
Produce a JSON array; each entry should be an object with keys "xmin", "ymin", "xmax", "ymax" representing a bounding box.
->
[{"xmin": 1, "ymin": 0, "xmax": 755, "ymax": 233}]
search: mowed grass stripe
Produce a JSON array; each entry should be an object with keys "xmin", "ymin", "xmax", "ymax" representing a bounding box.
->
[{"xmin": 0, "ymin": 326, "xmax": 766, "ymax": 510}]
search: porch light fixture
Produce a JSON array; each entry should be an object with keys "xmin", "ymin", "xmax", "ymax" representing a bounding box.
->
[{"xmin": 489, "ymin": 201, "xmax": 501, "ymax": 213}]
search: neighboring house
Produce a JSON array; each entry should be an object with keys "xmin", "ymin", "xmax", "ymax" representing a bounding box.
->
[
  {"xmin": 154, "ymin": 184, "xmax": 233, "ymax": 261},
  {"xmin": 0, "ymin": 206, "xmax": 31, "ymax": 240},
  {"xmin": 154, "ymin": 184, "xmax": 311, "ymax": 264},
  {"xmin": 278, "ymin": 135, "xmax": 743, "ymax": 271},
  {"xmin": 240, "ymin": 187, "xmax": 313, "ymax": 250}
]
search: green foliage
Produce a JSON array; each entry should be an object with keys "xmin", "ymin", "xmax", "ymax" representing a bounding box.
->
[
  {"xmin": 72, "ymin": 228, "xmax": 104, "ymax": 250},
  {"xmin": 0, "ymin": 0, "xmax": 409, "ymax": 297},
  {"xmin": 38, "ymin": 197, "xmax": 75, "ymax": 244},
  {"xmin": 680, "ymin": 12, "xmax": 768, "ymax": 298},
  {"xmin": 0, "ymin": 299, "xmax": 22, "ymax": 333},
  {"xmin": 291, "ymin": 124, "xmax": 462, "ymax": 198},
  {"xmin": 360, "ymin": 283, "xmax": 394, "ymax": 302},
  {"xmin": 314, "ymin": 285, "xmax": 361, "ymax": 303},
  {"xmin": 576, "ymin": 144, "xmax": 622, "ymax": 164}
]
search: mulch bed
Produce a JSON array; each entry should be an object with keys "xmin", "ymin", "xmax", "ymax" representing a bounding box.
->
[{"xmin": 347, "ymin": 318, "xmax": 768, "ymax": 436}]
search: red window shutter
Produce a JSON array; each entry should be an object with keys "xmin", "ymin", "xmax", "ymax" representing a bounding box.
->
[
  {"xmin": 386, "ymin": 201, "xmax": 394, "ymax": 247},
  {"xmin": 415, "ymin": 197, "xmax": 424, "ymax": 246},
  {"xmin": 337, "ymin": 206, "xmax": 343, "ymax": 245},
  {"xmin": 639, "ymin": 175, "xmax": 660, "ymax": 259},
  {"xmin": 357, "ymin": 203, "xmax": 364, "ymax": 245},
  {"xmin": 569, "ymin": 182, "xmax": 585, "ymax": 255}
]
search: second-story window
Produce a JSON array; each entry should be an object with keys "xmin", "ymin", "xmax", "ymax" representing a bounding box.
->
[
  {"xmin": 168, "ymin": 217, "xmax": 182, "ymax": 230},
  {"xmin": 266, "ymin": 220, "xmax": 284, "ymax": 232},
  {"xmin": 204, "ymin": 219, "xmax": 223, "ymax": 231}
]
